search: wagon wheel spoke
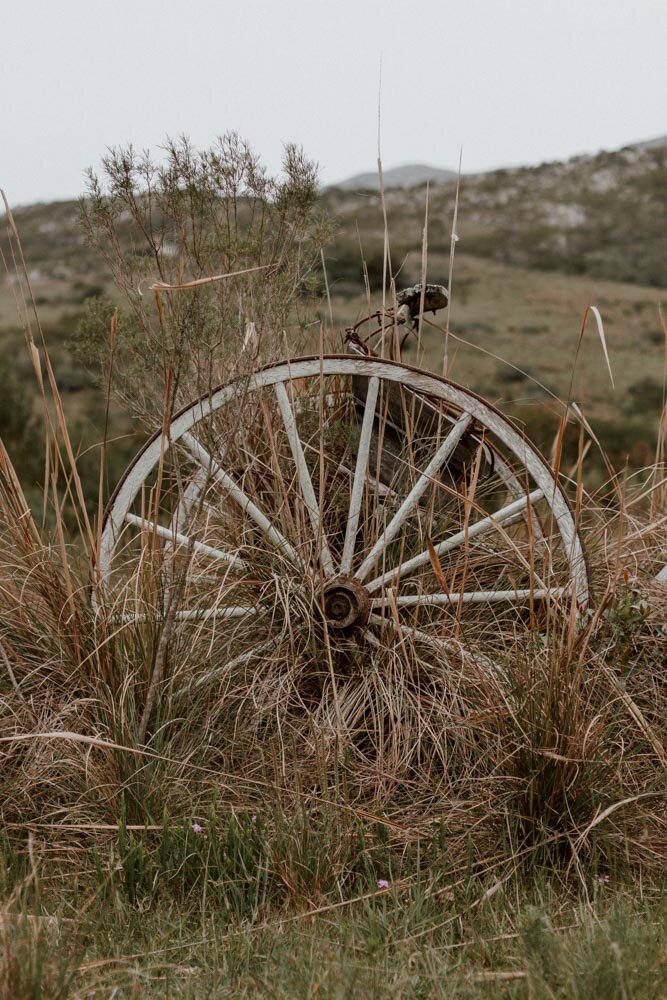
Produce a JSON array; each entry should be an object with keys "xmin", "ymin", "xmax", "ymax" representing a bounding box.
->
[
  {"xmin": 341, "ymin": 374, "xmax": 380, "ymax": 574},
  {"xmin": 181, "ymin": 430, "xmax": 303, "ymax": 569},
  {"xmin": 124, "ymin": 513, "xmax": 246, "ymax": 570},
  {"xmin": 274, "ymin": 382, "xmax": 335, "ymax": 575},
  {"xmin": 493, "ymin": 451, "xmax": 546, "ymax": 549},
  {"xmin": 174, "ymin": 638, "xmax": 279, "ymax": 697},
  {"xmin": 114, "ymin": 605, "xmax": 260, "ymax": 625},
  {"xmin": 370, "ymin": 586, "xmax": 567, "ymax": 609},
  {"xmin": 365, "ymin": 615, "xmax": 501, "ymax": 676},
  {"xmin": 365, "ymin": 488, "xmax": 545, "ymax": 593},
  {"xmin": 354, "ymin": 411, "xmax": 474, "ymax": 582},
  {"xmin": 366, "ymin": 612, "xmax": 462, "ymax": 658},
  {"xmin": 169, "ymin": 467, "xmax": 215, "ymax": 538}
]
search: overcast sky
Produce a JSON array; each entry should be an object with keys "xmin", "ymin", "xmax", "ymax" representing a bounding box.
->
[{"xmin": 2, "ymin": 0, "xmax": 666, "ymax": 206}]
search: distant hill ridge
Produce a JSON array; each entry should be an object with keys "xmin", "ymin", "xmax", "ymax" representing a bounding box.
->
[
  {"xmin": 628, "ymin": 134, "xmax": 667, "ymax": 151},
  {"xmin": 334, "ymin": 135, "xmax": 667, "ymax": 192},
  {"xmin": 333, "ymin": 163, "xmax": 459, "ymax": 191}
]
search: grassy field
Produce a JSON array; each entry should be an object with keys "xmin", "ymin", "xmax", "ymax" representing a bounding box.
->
[
  {"xmin": 326, "ymin": 253, "xmax": 666, "ymax": 467},
  {"xmin": 1, "ymin": 138, "xmax": 666, "ymax": 997},
  {"xmin": 3, "ymin": 847, "xmax": 667, "ymax": 996},
  {"xmin": 1, "ymin": 193, "xmax": 666, "ymax": 505}
]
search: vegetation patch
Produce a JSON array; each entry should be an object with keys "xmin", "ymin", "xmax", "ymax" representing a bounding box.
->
[{"xmin": 1, "ymin": 134, "xmax": 666, "ymax": 996}]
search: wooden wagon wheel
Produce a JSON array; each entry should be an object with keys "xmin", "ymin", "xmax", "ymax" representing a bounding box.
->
[{"xmin": 95, "ymin": 355, "xmax": 589, "ymax": 699}]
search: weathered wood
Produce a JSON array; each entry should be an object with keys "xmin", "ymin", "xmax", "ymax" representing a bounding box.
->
[{"xmin": 97, "ymin": 355, "xmax": 590, "ymax": 635}]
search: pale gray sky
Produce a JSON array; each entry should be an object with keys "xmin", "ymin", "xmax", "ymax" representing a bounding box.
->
[{"xmin": 3, "ymin": 0, "xmax": 666, "ymax": 205}]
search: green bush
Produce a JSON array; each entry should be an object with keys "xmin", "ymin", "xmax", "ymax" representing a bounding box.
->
[{"xmin": 77, "ymin": 134, "xmax": 332, "ymax": 420}]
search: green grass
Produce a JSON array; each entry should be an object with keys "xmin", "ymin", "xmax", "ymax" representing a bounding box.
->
[
  {"xmin": 2, "ymin": 794, "xmax": 666, "ymax": 996},
  {"xmin": 2, "ymin": 841, "xmax": 666, "ymax": 997},
  {"xmin": 325, "ymin": 254, "xmax": 665, "ymax": 422}
]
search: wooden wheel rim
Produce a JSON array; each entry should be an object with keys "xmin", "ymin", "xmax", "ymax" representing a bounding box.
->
[{"xmin": 96, "ymin": 355, "xmax": 590, "ymax": 642}]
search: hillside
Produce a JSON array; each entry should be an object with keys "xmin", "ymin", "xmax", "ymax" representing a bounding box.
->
[
  {"xmin": 1, "ymin": 135, "xmax": 666, "ymax": 498},
  {"xmin": 2, "ymin": 135, "xmax": 665, "ymax": 322},
  {"xmin": 325, "ymin": 139, "xmax": 667, "ymax": 288}
]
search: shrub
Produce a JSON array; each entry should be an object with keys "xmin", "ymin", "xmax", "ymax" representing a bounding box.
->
[{"xmin": 75, "ymin": 133, "xmax": 333, "ymax": 424}]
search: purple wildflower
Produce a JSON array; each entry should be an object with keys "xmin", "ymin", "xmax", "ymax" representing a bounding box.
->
[
  {"xmin": 377, "ymin": 879, "xmax": 390, "ymax": 889},
  {"xmin": 192, "ymin": 822, "xmax": 203, "ymax": 834}
]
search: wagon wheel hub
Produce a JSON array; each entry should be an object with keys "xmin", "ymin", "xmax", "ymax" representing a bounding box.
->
[{"xmin": 322, "ymin": 576, "xmax": 370, "ymax": 630}]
